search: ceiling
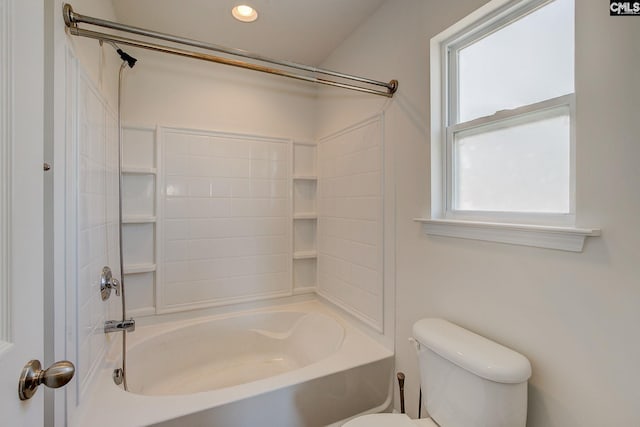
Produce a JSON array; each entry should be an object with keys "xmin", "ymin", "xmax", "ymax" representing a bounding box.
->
[{"xmin": 110, "ymin": 0, "xmax": 386, "ymax": 66}]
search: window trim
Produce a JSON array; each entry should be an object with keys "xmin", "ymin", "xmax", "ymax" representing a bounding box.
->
[
  {"xmin": 414, "ymin": 218, "xmax": 600, "ymax": 252},
  {"xmin": 421, "ymin": 0, "xmax": 600, "ymax": 252}
]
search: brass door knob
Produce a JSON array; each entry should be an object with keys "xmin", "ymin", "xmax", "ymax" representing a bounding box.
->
[{"xmin": 18, "ymin": 359, "xmax": 75, "ymax": 400}]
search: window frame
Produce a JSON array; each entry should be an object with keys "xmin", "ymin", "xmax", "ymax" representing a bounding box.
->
[
  {"xmin": 441, "ymin": 0, "xmax": 576, "ymax": 226},
  {"xmin": 420, "ymin": 0, "xmax": 599, "ymax": 252}
]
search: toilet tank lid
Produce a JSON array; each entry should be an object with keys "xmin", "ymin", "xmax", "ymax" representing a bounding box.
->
[{"xmin": 413, "ymin": 319, "xmax": 532, "ymax": 384}]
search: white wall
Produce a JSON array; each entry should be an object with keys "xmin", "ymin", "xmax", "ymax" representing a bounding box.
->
[
  {"xmin": 121, "ymin": 53, "xmax": 317, "ymax": 141},
  {"xmin": 316, "ymin": 0, "xmax": 640, "ymax": 426}
]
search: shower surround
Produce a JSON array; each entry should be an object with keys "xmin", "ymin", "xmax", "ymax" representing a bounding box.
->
[{"xmin": 67, "ymin": 38, "xmax": 392, "ymax": 425}]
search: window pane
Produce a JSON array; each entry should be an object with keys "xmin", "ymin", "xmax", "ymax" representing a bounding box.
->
[
  {"xmin": 457, "ymin": 0, "xmax": 574, "ymax": 123},
  {"xmin": 454, "ymin": 112, "xmax": 570, "ymax": 213}
]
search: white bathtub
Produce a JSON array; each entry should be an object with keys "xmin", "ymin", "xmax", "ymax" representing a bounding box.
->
[{"xmin": 71, "ymin": 300, "xmax": 393, "ymax": 427}]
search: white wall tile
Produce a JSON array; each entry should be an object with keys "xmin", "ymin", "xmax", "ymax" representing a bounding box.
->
[
  {"xmin": 165, "ymin": 176, "xmax": 189, "ymax": 197},
  {"xmin": 164, "ymin": 154, "xmax": 189, "ymax": 175},
  {"xmin": 164, "ymin": 219, "xmax": 189, "ymax": 240},
  {"xmin": 74, "ymin": 73, "xmax": 120, "ymax": 399},
  {"xmin": 187, "ymin": 135, "xmax": 211, "ymax": 156},
  {"xmin": 164, "ymin": 240, "xmax": 188, "ymax": 262},
  {"xmin": 160, "ymin": 130, "xmax": 291, "ymax": 309},
  {"xmin": 210, "ymin": 178, "xmax": 233, "ymax": 197},
  {"xmin": 209, "ymin": 198, "xmax": 233, "ymax": 217},
  {"xmin": 187, "ymin": 198, "xmax": 214, "ymax": 218},
  {"xmin": 164, "ymin": 272, "xmax": 289, "ymax": 305},
  {"xmin": 122, "ymin": 272, "xmax": 155, "ymax": 311},
  {"xmin": 164, "ymin": 132, "xmax": 191, "ymax": 155},
  {"xmin": 189, "ymin": 156, "xmax": 213, "ymax": 177},
  {"xmin": 318, "ymin": 118, "xmax": 383, "ymax": 330},
  {"xmin": 187, "ymin": 178, "xmax": 211, "ymax": 197},
  {"xmin": 165, "ymin": 198, "xmax": 189, "ymax": 219},
  {"xmin": 230, "ymin": 178, "xmax": 252, "ymax": 197}
]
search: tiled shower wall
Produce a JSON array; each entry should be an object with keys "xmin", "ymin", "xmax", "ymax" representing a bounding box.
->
[
  {"xmin": 72, "ymin": 57, "xmax": 120, "ymax": 402},
  {"xmin": 317, "ymin": 117, "xmax": 384, "ymax": 331},
  {"xmin": 160, "ymin": 129, "xmax": 292, "ymax": 311}
]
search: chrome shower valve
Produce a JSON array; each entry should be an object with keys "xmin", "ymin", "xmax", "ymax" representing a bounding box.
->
[{"xmin": 100, "ymin": 266, "xmax": 121, "ymax": 300}]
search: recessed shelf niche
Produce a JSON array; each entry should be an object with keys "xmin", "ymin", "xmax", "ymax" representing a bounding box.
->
[
  {"xmin": 121, "ymin": 126, "xmax": 157, "ymax": 316},
  {"xmin": 292, "ymin": 142, "xmax": 318, "ymax": 292},
  {"xmin": 122, "ymin": 174, "xmax": 155, "ymax": 218},
  {"xmin": 294, "ymin": 179, "xmax": 316, "ymax": 216}
]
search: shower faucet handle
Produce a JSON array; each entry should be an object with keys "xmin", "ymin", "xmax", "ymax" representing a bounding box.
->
[
  {"xmin": 111, "ymin": 278, "xmax": 121, "ymax": 297},
  {"xmin": 100, "ymin": 266, "xmax": 121, "ymax": 300}
]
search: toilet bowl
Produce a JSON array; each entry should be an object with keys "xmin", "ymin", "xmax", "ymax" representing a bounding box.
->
[{"xmin": 344, "ymin": 318, "xmax": 531, "ymax": 427}]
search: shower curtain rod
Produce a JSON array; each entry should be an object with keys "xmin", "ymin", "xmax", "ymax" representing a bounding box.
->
[{"xmin": 62, "ymin": 4, "xmax": 398, "ymax": 98}]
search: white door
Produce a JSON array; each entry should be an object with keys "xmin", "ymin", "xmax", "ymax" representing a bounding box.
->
[{"xmin": 0, "ymin": 0, "xmax": 46, "ymax": 425}]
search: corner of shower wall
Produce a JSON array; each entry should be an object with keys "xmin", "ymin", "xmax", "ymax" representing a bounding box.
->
[{"xmin": 315, "ymin": 114, "xmax": 389, "ymax": 343}]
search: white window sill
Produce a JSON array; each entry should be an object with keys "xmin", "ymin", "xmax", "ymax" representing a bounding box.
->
[{"xmin": 414, "ymin": 218, "xmax": 600, "ymax": 252}]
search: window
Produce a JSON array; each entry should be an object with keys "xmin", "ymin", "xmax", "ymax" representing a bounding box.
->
[
  {"xmin": 445, "ymin": 0, "xmax": 574, "ymax": 224},
  {"xmin": 421, "ymin": 0, "xmax": 599, "ymax": 252}
]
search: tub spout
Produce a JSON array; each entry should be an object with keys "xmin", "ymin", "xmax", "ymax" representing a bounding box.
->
[{"xmin": 104, "ymin": 319, "xmax": 135, "ymax": 334}]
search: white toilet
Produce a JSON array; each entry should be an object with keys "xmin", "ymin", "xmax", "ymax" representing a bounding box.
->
[{"xmin": 344, "ymin": 318, "xmax": 532, "ymax": 427}]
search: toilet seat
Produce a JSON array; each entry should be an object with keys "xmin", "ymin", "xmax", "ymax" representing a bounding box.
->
[{"xmin": 342, "ymin": 414, "xmax": 438, "ymax": 427}]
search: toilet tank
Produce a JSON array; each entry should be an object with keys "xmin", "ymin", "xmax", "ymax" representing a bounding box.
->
[{"xmin": 412, "ymin": 319, "xmax": 531, "ymax": 427}]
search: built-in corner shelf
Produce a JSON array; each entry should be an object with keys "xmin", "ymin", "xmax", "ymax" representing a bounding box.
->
[
  {"xmin": 123, "ymin": 263, "xmax": 157, "ymax": 275},
  {"xmin": 292, "ymin": 142, "xmax": 318, "ymax": 292},
  {"xmin": 122, "ymin": 216, "xmax": 157, "ymax": 224},
  {"xmin": 294, "ymin": 213, "xmax": 317, "ymax": 220},
  {"xmin": 121, "ymin": 126, "xmax": 158, "ymax": 317},
  {"xmin": 293, "ymin": 250, "xmax": 317, "ymax": 260},
  {"xmin": 122, "ymin": 166, "xmax": 157, "ymax": 175}
]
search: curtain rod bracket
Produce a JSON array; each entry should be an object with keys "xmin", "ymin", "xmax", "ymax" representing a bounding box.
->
[
  {"xmin": 62, "ymin": 3, "xmax": 76, "ymax": 29},
  {"xmin": 388, "ymin": 80, "xmax": 399, "ymax": 95}
]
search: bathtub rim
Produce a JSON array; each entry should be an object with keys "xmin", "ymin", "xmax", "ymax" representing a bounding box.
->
[{"xmin": 71, "ymin": 298, "xmax": 394, "ymax": 427}]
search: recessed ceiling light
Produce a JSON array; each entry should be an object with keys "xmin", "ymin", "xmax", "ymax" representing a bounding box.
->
[{"xmin": 232, "ymin": 5, "xmax": 258, "ymax": 23}]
